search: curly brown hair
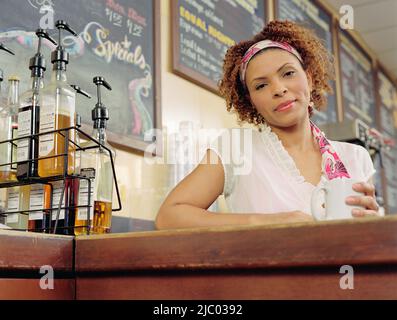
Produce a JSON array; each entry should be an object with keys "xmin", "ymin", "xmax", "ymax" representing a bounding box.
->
[{"xmin": 218, "ymin": 20, "xmax": 335, "ymax": 127}]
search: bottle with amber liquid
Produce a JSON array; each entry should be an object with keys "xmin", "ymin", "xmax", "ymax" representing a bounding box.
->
[
  {"xmin": 69, "ymin": 90, "xmax": 91, "ymax": 235},
  {"xmin": 28, "ymin": 184, "xmax": 51, "ymax": 232},
  {"xmin": 38, "ymin": 21, "xmax": 78, "ymax": 178},
  {"xmin": 17, "ymin": 29, "xmax": 56, "ymax": 181},
  {"xmin": 50, "ymin": 180, "xmax": 67, "ymax": 234},
  {"xmin": 75, "ymin": 77, "xmax": 115, "ymax": 235}
]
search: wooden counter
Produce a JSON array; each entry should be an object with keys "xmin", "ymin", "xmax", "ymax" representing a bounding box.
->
[
  {"xmin": 0, "ymin": 230, "xmax": 75, "ymax": 300},
  {"xmin": 75, "ymin": 216, "xmax": 397, "ymax": 300}
]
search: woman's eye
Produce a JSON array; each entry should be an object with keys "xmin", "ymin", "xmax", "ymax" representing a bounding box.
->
[
  {"xmin": 284, "ymin": 71, "xmax": 295, "ymax": 77},
  {"xmin": 255, "ymin": 83, "xmax": 267, "ymax": 90}
]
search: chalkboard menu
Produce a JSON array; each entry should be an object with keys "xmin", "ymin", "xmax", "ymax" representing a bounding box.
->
[
  {"xmin": 383, "ymin": 149, "xmax": 397, "ymax": 214},
  {"xmin": 376, "ymin": 69, "xmax": 397, "ymax": 214},
  {"xmin": 275, "ymin": 0, "xmax": 337, "ymax": 125},
  {"xmin": 386, "ymin": 183, "xmax": 397, "ymax": 214},
  {"xmin": 377, "ymin": 70, "xmax": 397, "ymax": 136},
  {"xmin": 172, "ymin": 0, "xmax": 266, "ymax": 93},
  {"xmin": 339, "ymin": 31, "xmax": 376, "ymax": 126},
  {"xmin": 0, "ymin": 0, "xmax": 160, "ymax": 153}
]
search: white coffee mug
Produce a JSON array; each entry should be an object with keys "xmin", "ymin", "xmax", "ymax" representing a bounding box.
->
[{"xmin": 311, "ymin": 178, "xmax": 362, "ymax": 221}]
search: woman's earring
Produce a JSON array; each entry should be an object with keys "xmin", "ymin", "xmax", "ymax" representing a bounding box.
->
[{"xmin": 308, "ymin": 100, "xmax": 314, "ymax": 116}]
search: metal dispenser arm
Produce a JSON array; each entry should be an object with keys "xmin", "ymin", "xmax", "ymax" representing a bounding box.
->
[
  {"xmin": 36, "ymin": 29, "xmax": 57, "ymax": 47},
  {"xmin": 93, "ymin": 76, "xmax": 112, "ymax": 119},
  {"xmin": 71, "ymin": 84, "xmax": 92, "ymax": 99},
  {"xmin": 55, "ymin": 20, "xmax": 78, "ymax": 39},
  {"xmin": 93, "ymin": 76, "xmax": 112, "ymax": 106},
  {"xmin": 0, "ymin": 42, "xmax": 14, "ymax": 55}
]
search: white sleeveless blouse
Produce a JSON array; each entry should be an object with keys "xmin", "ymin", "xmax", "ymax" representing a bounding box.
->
[{"xmin": 208, "ymin": 126, "xmax": 376, "ymax": 216}]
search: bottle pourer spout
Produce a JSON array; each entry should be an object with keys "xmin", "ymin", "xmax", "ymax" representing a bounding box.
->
[{"xmin": 0, "ymin": 42, "xmax": 14, "ymax": 55}]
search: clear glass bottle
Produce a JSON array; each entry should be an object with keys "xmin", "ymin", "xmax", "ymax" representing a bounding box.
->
[
  {"xmin": 75, "ymin": 77, "xmax": 115, "ymax": 235},
  {"xmin": 51, "ymin": 180, "xmax": 66, "ymax": 234},
  {"xmin": 28, "ymin": 184, "xmax": 51, "ymax": 232},
  {"xmin": 76, "ymin": 127, "xmax": 115, "ymax": 234},
  {"xmin": 38, "ymin": 21, "xmax": 77, "ymax": 178},
  {"xmin": 38, "ymin": 68, "xmax": 76, "ymax": 177},
  {"xmin": 6, "ymin": 186, "xmax": 29, "ymax": 230},
  {"xmin": 17, "ymin": 75, "xmax": 43, "ymax": 180},
  {"xmin": 17, "ymin": 30, "xmax": 56, "ymax": 181},
  {"xmin": 0, "ymin": 76, "xmax": 20, "ymax": 182}
]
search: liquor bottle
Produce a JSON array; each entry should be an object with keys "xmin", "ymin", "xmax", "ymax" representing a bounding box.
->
[
  {"xmin": 64, "ymin": 87, "xmax": 91, "ymax": 236},
  {"xmin": 0, "ymin": 75, "xmax": 20, "ymax": 182},
  {"xmin": 70, "ymin": 85, "xmax": 91, "ymax": 173},
  {"xmin": 28, "ymin": 184, "xmax": 51, "ymax": 232},
  {"xmin": 5, "ymin": 187, "xmax": 20, "ymax": 229},
  {"xmin": 17, "ymin": 29, "xmax": 56, "ymax": 181},
  {"xmin": 76, "ymin": 77, "xmax": 115, "ymax": 234},
  {"xmin": 6, "ymin": 186, "xmax": 29, "ymax": 230},
  {"xmin": 39, "ymin": 21, "xmax": 78, "ymax": 178},
  {"xmin": 0, "ymin": 45, "xmax": 15, "ymax": 178},
  {"xmin": 51, "ymin": 180, "xmax": 67, "ymax": 234}
]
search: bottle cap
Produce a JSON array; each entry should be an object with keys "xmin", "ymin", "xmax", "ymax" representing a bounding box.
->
[
  {"xmin": 52, "ymin": 20, "xmax": 77, "ymax": 70},
  {"xmin": 29, "ymin": 29, "xmax": 56, "ymax": 78}
]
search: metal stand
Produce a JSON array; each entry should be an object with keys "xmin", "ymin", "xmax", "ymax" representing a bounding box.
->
[{"xmin": 0, "ymin": 126, "xmax": 122, "ymax": 235}]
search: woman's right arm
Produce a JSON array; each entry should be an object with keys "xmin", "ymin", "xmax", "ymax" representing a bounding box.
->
[{"xmin": 155, "ymin": 150, "xmax": 312, "ymax": 230}]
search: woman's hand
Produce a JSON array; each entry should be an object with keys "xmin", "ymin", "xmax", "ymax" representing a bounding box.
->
[{"xmin": 345, "ymin": 182, "xmax": 380, "ymax": 218}]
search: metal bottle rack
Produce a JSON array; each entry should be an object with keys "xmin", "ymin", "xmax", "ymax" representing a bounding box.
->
[{"xmin": 0, "ymin": 125, "xmax": 122, "ymax": 235}]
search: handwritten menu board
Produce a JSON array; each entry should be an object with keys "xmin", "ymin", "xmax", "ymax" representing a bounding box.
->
[
  {"xmin": 172, "ymin": 0, "xmax": 266, "ymax": 93},
  {"xmin": 383, "ymin": 149, "xmax": 397, "ymax": 214},
  {"xmin": 339, "ymin": 31, "xmax": 376, "ymax": 126},
  {"xmin": 276, "ymin": 0, "xmax": 337, "ymax": 125},
  {"xmin": 386, "ymin": 184, "xmax": 397, "ymax": 214},
  {"xmin": 0, "ymin": 0, "xmax": 160, "ymax": 152},
  {"xmin": 376, "ymin": 70, "xmax": 397, "ymax": 214},
  {"xmin": 378, "ymin": 71, "xmax": 397, "ymax": 136}
]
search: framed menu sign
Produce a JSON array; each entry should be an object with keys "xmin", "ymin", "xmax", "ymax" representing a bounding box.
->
[
  {"xmin": 375, "ymin": 68, "xmax": 397, "ymax": 214},
  {"xmin": 275, "ymin": 0, "xmax": 337, "ymax": 125},
  {"xmin": 383, "ymin": 149, "xmax": 397, "ymax": 214},
  {"xmin": 377, "ymin": 69, "xmax": 397, "ymax": 137},
  {"xmin": 338, "ymin": 31, "xmax": 376, "ymax": 126},
  {"xmin": 0, "ymin": 0, "xmax": 161, "ymax": 154},
  {"xmin": 386, "ymin": 184, "xmax": 397, "ymax": 214},
  {"xmin": 172, "ymin": 0, "xmax": 266, "ymax": 93}
]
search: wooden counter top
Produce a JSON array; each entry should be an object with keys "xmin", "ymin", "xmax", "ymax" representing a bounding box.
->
[
  {"xmin": 0, "ymin": 230, "xmax": 75, "ymax": 300},
  {"xmin": 75, "ymin": 216, "xmax": 397, "ymax": 272},
  {"xmin": 74, "ymin": 216, "xmax": 397, "ymax": 299},
  {"xmin": 0, "ymin": 230, "xmax": 74, "ymax": 273}
]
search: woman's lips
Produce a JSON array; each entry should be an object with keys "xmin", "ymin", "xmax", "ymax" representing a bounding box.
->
[{"xmin": 275, "ymin": 100, "xmax": 296, "ymax": 112}]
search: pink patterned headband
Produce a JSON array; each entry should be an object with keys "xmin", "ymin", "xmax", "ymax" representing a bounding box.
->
[{"xmin": 240, "ymin": 40, "xmax": 303, "ymax": 86}]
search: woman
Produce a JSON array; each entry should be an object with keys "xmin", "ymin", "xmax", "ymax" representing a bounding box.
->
[{"xmin": 156, "ymin": 20, "xmax": 379, "ymax": 230}]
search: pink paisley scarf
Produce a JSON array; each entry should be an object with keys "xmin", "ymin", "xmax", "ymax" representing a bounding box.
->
[{"xmin": 310, "ymin": 120, "xmax": 350, "ymax": 180}]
